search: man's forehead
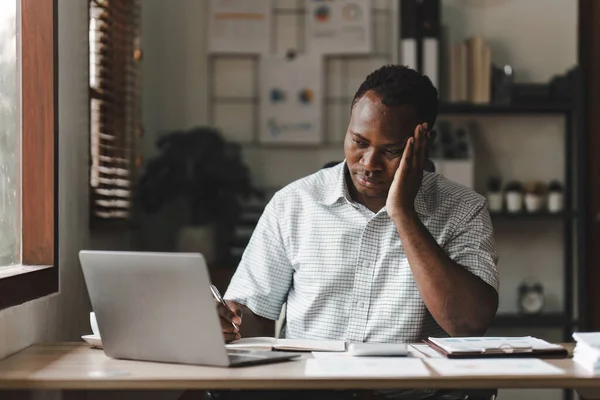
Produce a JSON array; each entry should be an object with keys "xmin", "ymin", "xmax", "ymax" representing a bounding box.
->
[{"xmin": 352, "ymin": 94, "xmax": 417, "ymax": 125}]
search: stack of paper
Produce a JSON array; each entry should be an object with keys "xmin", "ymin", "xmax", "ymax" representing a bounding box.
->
[{"xmin": 572, "ymin": 332, "xmax": 600, "ymax": 373}]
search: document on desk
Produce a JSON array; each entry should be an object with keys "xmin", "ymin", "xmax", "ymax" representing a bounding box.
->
[
  {"xmin": 424, "ymin": 358, "xmax": 565, "ymax": 376},
  {"xmin": 226, "ymin": 337, "xmax": 346, "ymax": 352},
  {"xmin": 305, "ymin": 358, "xmax": 431, "ymax": 377}
]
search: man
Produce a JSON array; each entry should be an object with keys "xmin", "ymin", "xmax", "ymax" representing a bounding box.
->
[{"xmin": 219, "ymin": 65, "xmax": 499, "ymax": 399}]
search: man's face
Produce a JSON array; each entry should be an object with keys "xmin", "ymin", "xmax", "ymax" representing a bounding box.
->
[{"xmin": 344, "ymin": 90, "xmax": 420, "ymax": 199}]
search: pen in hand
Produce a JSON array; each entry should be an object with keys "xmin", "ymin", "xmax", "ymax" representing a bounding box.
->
[{"xmin": 210, "ymin": 284, "xmax": 239, "ymax": 331}]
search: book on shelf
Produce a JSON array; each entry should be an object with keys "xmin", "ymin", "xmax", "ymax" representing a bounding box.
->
[{"xmin": 449, "ymin": 35, "xmax": 491, "ymax": 104}]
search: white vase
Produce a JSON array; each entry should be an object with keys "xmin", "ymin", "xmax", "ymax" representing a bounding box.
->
[
  {"xmin": 548, "ymin": 192, "xmax": 564, "ymax": 213},
  {"xmin": 506, "ymin": 192, "xmax": 523, "ymax": 213},
  {"xmin": 176, "ymin": 225, "xmax": 217, "ymax": 264},
  {"xmin": 524, "ymin": 193, "xmax": 544, "ymax": 213},
  {"xmin": 487, "ymin": 192, "xmax": 503, "ymax": 212}
]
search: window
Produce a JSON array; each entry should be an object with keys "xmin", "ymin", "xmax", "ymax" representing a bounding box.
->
[
  {"xmin": 0, "ymin": 0, "xmax": 57, "ymax": 311},
  {"xmin": 89, "ymin": 0, "xmax": 142, "ymax": 223},
  {"xmin": 0, "ymin": 0, "xmax": 19, "ymax": 268}
]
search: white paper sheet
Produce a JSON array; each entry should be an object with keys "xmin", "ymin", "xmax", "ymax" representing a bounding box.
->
[
  {"xmin": 311, "ymin": 351, "xmax": 353, "ymax": 359},
  {"xmin": 305, "ymin": 358, "xmax": 431, "ymax": 377},
  {"xmin": 424, "ymin": 358, "xmax": 564, "ymax": 376},
  {"xmin": 208, "ymin": 0, "xmax": 271, "ymax": 54},
  {"xmin": 259, "ymin": 54, "xmax": 324, "ymax": 144},
  {"xmin": 305, "ymin": 0, "xmax": 372, "ymax": 55}
]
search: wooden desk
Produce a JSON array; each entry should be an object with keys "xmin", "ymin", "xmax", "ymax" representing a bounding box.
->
[{"xmin": 0, "ymin": 343, "xmax": 599, "ymax": 398}]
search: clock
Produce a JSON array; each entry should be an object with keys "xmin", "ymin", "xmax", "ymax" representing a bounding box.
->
[{"xmin": 518, "ymin": 280, "xmax": 545, "ymax": 315}]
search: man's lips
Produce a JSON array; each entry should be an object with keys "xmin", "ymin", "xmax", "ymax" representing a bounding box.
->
[{"xmin": 356, "ymin": 174, "xmax": 382, "ymax": 188}]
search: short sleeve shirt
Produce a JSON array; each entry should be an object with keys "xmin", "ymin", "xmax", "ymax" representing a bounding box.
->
[{"xmin": 225, "ymin": 161, "xmax": 499, "ymax": 343}]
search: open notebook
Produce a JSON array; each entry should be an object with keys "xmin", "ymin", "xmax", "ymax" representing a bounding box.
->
[{"xmin": 226, "ymin": 337, "xmax": 346, "ymax": 352}]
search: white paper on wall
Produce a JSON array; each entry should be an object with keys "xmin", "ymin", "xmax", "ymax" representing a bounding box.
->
[
  {"xmin": 305, "ymin": 0, "xmax": 372, "ymax": 55},
  {"xmin": 208, "ymin": 0, "xmax": 271, "ymax": 54},
  {"xmin": 259, "ymin": 55, "xmax": 324, "ymax": 144}
]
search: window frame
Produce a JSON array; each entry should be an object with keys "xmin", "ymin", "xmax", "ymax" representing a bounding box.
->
[{"xmin": 0, "ymin": 0, "xmax": 58, "ymax": 311}]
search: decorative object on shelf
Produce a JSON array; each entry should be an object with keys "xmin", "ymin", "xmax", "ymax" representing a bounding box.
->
[
  {"xmin": 486, "ymin": 176, "xmax": 503, "ymax": 212},
  {"xmin": 491, "ymin": 64, "xmax": 513, "ymax": 105},
  {"xmin": 138, "ymin": 127, "xmax": 257, "ymax": 265},
  {"xmin": 504, "ymin": 181, "xmax": 524, "ymax": 213},
  {"xmin": 430, "ymin": 121, "xmax": 474, "ymax": 189},
  {"xmin": 524, "ymin": 181, "xmax": 548, "ymax": 213},
  {"xmin": 518, "ymin": 279, "xmax": 545, "ymax": 315},
  {"xmin": 510, "ymin": 66, "xmax": 579, "ymax": 106},
  {"xmin": 548, "ymin": 180, "xmax": 564, "ymax": 213}
]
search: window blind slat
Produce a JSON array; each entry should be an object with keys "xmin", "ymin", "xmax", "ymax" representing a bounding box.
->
[{"xmin": 89, "ymin": 0, "xmax": 141, "ymax": 221}]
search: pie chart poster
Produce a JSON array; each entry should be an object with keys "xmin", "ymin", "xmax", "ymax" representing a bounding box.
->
[{"xmin": 259, "ymin": 55, "xmax": 324, "ymax": 145}]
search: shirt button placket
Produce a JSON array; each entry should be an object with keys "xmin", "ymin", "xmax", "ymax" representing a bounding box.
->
[{"xmin": 354, "ymin": 221, "xmax": 377, "ymax": 341}]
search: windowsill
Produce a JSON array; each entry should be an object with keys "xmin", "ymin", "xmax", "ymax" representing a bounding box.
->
[
  {"xmin": 0, "ymin": 264, "xmax": 53, "ymax": 280},
  {"xmin": 0, "ymin": 263, "xmax": 58, "ymax": 311}
]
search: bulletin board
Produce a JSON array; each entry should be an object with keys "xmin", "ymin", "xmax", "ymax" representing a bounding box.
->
[{"xmin": 206, "ymin": 0, "xmax": 399, "ymax": 147}]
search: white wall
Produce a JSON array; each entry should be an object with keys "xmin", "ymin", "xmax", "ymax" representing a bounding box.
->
[
  {"xmin": 0, "ymin": 0, "xmax": 91, "ymax": 361},
  {"xmin": 141, "ymin": 0, "xmax": 208, "ymax": 159}
]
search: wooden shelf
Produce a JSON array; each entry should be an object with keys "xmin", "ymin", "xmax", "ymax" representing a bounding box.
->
[
  {"xmin": 491, "ymin": 313, "xmax": 576, "ymax": 328},
  {"xmin": 439, "ymin": 102, "xmax": 573, "ymax": 115},
  {"xmin": 489, "ymin": 211, "xmax": 575, "ymax": 219}
]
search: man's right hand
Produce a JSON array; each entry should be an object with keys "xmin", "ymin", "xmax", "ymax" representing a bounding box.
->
[{"xmin": 217, "ymin": 300, "xmax": 242, "ymax": 343}]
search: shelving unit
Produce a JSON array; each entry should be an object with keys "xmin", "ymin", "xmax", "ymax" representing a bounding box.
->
[
  {"xmin": 438, "ymin": 102, "xmax": 584, "ymax": 353},
  {"xmin": 489, "ymin": 211, "xmax": 577, "ymax": 220}
]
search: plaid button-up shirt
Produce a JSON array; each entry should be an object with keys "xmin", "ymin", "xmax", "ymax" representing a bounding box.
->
[{"xmin": 225, "ymin": 161, "xmax": 499, "ymax": 344}]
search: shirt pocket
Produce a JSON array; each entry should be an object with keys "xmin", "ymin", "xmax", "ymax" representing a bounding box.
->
[{"xmin": 292, "ymin": 236, "xmax": 358, "ymax": 295}]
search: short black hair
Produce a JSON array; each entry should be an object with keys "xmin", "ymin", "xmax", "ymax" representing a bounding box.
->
[{"xmin": 351, "ymin": 64, "xmax": 439, "ymax": 128}]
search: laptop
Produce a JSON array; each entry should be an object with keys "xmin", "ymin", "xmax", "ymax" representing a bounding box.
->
[{"xmin": 79, "ymin": 250, "xmax": 300, "ymax": 367}]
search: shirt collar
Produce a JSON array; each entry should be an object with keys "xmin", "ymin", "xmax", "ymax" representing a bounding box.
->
[
  {"xmin": 321, "ymin": 160, "xmax": 352, "ymax": 206},
  {"xmin": 320, "ymin": 160, "xmax": 430, "ymax": 216}
]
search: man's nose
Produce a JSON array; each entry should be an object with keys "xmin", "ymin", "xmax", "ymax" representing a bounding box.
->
[{"xmin": 360, "ymin": 148, "xmax": 383, "ymax": 173}]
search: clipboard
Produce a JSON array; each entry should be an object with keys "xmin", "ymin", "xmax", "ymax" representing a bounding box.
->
[{"xmin": 423, "ymin": 338, "xmax": 568, "ymax": 359}]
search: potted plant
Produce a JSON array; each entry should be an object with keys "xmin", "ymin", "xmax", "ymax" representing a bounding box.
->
[
  {"xmin": 504, "ymin": 181, "xmax": 523, "ymax": 213},
  {"xmin": 486, "ymin": 176, "xmax": 503, "ymax": 212},
  {"xmin": 548, "ymin": 180, "xmax": 564, "ymax": 213},
  {"xmin": 524, "ymin": 181, "xmax": 547, "ymax": 213},
  {"xmin": 138, "ymin": 127, "xmax": 257, "ymax": 265}
]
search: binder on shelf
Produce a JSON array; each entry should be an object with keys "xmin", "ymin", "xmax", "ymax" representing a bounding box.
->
[
  {"xmin": 400, "ymin": 0, "xmax": 418, "ymax": 71},
  {"xmin": 421, "ymin": 0, "xmax": 440, "ymax": 89},
  {"xmin": 399, "ymin": 0, "xmax": 441, "ymax": 89},
  {"xmin": 424, "ymin": 336, "xmax": 568, "ymax": 359}
]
